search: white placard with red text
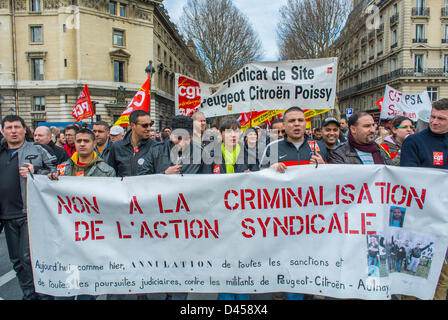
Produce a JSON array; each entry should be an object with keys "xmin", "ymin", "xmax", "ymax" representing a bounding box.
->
[
  {"xmin": 27, "ymin": 165, "xmax": 448, "ymax": 299},
  {"xmin": 380, "ymin": 85, "xmax": 432, "ymax": 121}
]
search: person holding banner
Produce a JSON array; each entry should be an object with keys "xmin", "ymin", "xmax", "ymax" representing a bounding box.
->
[
  {"xmin": 48, "ymin": 128, "xmax": 115, "ymax": 300},
  {"xmin": 0, "ymin": 115, "xmax": 56, "ymax": 300},
  {"xmin": 259, "ymin": 107, "xmax": 327, "ymax": 172},
  {"xmin": 202, "ymin": 119, "xmax": 259, "ymax": 175},
  {"xmin": 139, "ymin": 115, "xmax": 203, "ymax": 176},
  {"xmin": 380, "ymin": 116, "xmax": 414, "ymax": 166},
  {"xmin": 107, "ymin": 110, "xmax": 156, "ymax": 177},
  {"xmin": 327, "ymin": 112, "xmax": 391, "ymax": 165},
  {"xmin": 400, "ymin": 98, "xmax": 448, "ymax": 300}
]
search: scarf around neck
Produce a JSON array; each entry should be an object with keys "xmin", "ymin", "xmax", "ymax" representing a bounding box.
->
[{"xmin": 348, "ymin": 132, "xmax": 385, "ymax": 164}]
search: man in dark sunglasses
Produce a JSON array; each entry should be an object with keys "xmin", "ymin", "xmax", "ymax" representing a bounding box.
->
[{"xmin": 107, "ymin": 110, "xmax": 156, "ymax": 177}]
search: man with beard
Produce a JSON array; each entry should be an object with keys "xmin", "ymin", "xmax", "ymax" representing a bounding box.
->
[{"xmin": 327, "ymin": 112, "xmax": 391, "ymax": 165}]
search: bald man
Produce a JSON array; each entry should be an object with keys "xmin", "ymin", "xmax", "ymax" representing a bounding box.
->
[{"xmin": 34, "ymin": 126, "xmax": 69, "ymax": 165}]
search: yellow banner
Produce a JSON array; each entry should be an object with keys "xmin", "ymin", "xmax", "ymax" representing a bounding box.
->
[{"xmin": 241, "ymin": 110, "xmax": 285, "ymax": 131}]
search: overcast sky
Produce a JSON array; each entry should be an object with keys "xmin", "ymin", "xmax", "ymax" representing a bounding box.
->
[{"xmin": 163, "ymin": 0, "xmax": 288, "ymax": 61}]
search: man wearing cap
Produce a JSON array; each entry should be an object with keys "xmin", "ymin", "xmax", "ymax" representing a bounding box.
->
[
  {"xmin": 321, "ymin": 117, "xmax": 342, "ymax": 152},
  {"xmin": 110, "ymin": 125, "xmax": 125, "ymax": 143},
  {"xmin": 139, "ymin": 115, "xmax": 203, "ymax": 175}
]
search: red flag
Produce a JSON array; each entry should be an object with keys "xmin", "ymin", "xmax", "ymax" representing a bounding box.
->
[
  {"xmin": 114, "ymin": 75, "xmax": 151, "ymax": 127},
  {"xmin": 376, "ymin": 97, "xmax": 384, "ymax": 111},
  {"xmin": 72, "ymin": 84, "xmax": 94, "ymax": 122}
]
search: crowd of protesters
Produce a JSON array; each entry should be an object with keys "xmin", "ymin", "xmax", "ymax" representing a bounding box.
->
[{"xmin": 0, "ymin": 97, "xmax": 447, "ymax": 301}]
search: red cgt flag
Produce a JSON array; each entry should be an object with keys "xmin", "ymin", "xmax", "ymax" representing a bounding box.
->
[
  {"xmin": 72, "ymin": 84, "xmax": 94, "ymax": 122},
  {"xmin": 114, "ymin": 75, "xmax": 151, "ymax": 127}
]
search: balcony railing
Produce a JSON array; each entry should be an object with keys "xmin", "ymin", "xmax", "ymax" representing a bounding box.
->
[
  {"xmin": 337, "ymin": 68, "xmax": 448, "ymax": 98},
  {"xmin": 413, "ymin": 38, "xmax": 428, "ymax": 43},
  {"xmin": 391, "ymin": 42, "xmax": 398, "ymax": 49},
  {"xmin": 412, "ymin": 7, "xmax": 430, "ymax": 17},
  {"xmin": 390, "ymin": 13, "xmax": 399, "ymax": 25}
]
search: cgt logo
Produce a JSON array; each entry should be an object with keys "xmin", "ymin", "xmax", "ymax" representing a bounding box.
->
[
  {"xmin": 433, "ymin": 152, "xmax": 444, "ymax": 166},
  {"xmin": 178, "ymin": 86, "xmax": 201, "ymax": 99}
]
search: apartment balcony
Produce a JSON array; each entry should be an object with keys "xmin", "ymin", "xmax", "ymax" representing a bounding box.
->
[
  {"xmin": 390, "ymin": 13, "xmax": 399, "ymax": 26},
  {"xmin": 411, "ymin": 7, "xmax": 430, "ymax": 18},
  {"xmin": 413, "ymin": 38, "xmax": 427, "ymax": 44},
  {"xmin": 337, "ymin": 69, "xmax": 448, "ymax": 98}
]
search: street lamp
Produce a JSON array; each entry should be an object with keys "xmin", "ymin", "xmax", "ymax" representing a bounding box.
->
[{"xmin": 145, "ymin": 60, "xmax": 155, "ymax": 78}]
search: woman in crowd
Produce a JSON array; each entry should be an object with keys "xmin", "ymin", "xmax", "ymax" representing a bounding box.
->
[{"xmin": 380, "ymin": 116, "xmax": 415, "ymax": 166}]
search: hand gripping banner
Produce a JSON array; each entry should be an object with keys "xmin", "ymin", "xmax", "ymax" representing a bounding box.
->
[{"xmin": 27, "ymin": 165, "xmax": 448, "ymax": 299}]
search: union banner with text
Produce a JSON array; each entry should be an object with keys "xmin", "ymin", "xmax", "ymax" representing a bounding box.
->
[{"xmin": 27, "ymin": 165, "xmax": 448, "ymax": 299}]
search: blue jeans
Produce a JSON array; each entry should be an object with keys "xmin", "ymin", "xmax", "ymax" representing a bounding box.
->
[{"xmin": 218, "ymin": 293, "xmax": 249, "ymax": 300}]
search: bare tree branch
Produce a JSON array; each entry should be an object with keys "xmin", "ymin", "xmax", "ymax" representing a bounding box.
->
[{"xmin": 180, "ymin": 0, "xmax": 264, "ymax": 84}]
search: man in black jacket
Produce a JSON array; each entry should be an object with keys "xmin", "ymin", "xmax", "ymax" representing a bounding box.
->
[
  {"xmin": 107, "ymin": 110, "xmax": 155, "ymax": 177},
  {"xmin": 34, "ymin": 126, "xmax": 69, "ymax": 164},
  {"xmin": 260, "ymin": 107, "xmax": 327, "ymax": 172},
  {"xmin": 139, "ymin": 115, "xmax": 203, "ymax": 175},
  {"xmin": 0, "ymin": 115, "xmax": 56, "ymax": 300},
  {"xmin": 327, "ymin": 111, "xmax": 391, "ymax": 165}
]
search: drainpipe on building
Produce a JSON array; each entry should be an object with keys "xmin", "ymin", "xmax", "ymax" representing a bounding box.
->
[{"xmin": 10, "ymin": 0, "xmax": 18, "ymax": 114}]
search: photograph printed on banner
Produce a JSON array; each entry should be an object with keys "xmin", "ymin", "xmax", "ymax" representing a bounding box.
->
[
  {"xmin": 366, "ymin": 233, "xmax": 387, "ymax": 278},
  {"xmin": 383, "ymin": 229, "xmax": 435, "ymax": 279},
  {"xmin": 389, "ymin": 206, "xmax": 406, "ymax": 228}
]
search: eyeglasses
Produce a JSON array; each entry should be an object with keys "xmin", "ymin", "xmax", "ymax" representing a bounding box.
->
[
  {"xmin": 397, "ymin": 125, "xmax": 415, "ymax": 129},
  {"xmin": 137, "ymin": 121, "xmax": 154, "ymax": 128}
]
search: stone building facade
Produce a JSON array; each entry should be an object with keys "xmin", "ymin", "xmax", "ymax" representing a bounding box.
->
[
  {"xmin": 0, "ymin": 0, "xmax": 202, "ymax": 130},
  {"xmin": 335, "ymin": 0, "xmax": 448, "ymax": 119}
]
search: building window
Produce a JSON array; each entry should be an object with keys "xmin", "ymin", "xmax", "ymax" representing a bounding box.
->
[
  {"xmin": 113, "ymin": 29, "xmax": 124, "ymax": 47},
  {"xmin": 377, "ymin": 39, "xmax": 383, "ymax": 55},
  {"xmin": 443, "ymin": 25, "xmax": 448, "ymax": 43},
  {"xmin": 414, "ymin": 54, "xmax": 424, "ymax": 74},
  {"xmin": 119, "ymin": 4, "xmax": 126, "ymax": 17},
  {"xmin": 391, "ymin": 29, "xmax": 398, "ymax": 47},
  {"xmin": 31, "ymin": 58, "xmax": 44, "ymax": 80},
  {"xmin": 30, "ymin": 26, "xmax": 42, "ymax": 43},
  {"xmin": 114, "ymin": 60, "xmax": 125, "ymax": 82},
  {"xmin": 391, "ymin": 57, "xmax": 397, "ymax": 72},
  {"xmin": 444, "ymin": 55, "xmax": 448, "ymax": 73},
  {"xmin": 427, "ymin": 87, "xmax": 438, "ymax": 102},
  {"xmin": 414, "ymin": 24, "xmax": 425, "ymax": 42},
  {"xmin": 378, "ymin": 63, "xmax": 383, "ymax": 77},
  {"xmin": 33, "ymin": 96, "xmax": 45, "ymax": 111},
  {"xmin": 30, "ymin": 0, "xmax": 41, "ymax": 12},
  {"xmin": 109, "ymin": 1, "xmax": 117, "ymax": 15}
]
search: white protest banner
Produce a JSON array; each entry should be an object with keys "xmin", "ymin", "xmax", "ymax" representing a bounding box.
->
[
  {"xmin": 27, "ymin": 165, "xmax": 448, "ymax": 299},
  {"xmin": 175, "ymin": 58, "xmax": 337, "ymax": 118},
  {"xmin": 380, "ymin": 85, "xmax": 432, "ymax": 121}
]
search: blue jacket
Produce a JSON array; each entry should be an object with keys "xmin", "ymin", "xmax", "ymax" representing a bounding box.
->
[{"xmin": 400, "ymin": 128, "xmax": 448, "ymax": 169}]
